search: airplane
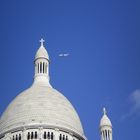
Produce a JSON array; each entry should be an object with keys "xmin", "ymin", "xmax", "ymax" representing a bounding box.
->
[{"xmin": 59, "ymin": 53, "xmax": 69, "ymax": 57}]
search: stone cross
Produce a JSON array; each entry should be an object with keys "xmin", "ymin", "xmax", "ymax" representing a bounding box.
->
[
  {"xmin": 40, "ymin": 38, "xmax": 45, "ymax": 46},
  {"xmin": 103, "ymin": 107, "xmax": 107, "ymax": 115}
]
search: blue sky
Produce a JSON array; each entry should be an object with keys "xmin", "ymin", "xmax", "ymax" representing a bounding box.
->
[{"xmin": 0, "ymin": 0, "xmax": 140, "ymax": 140}]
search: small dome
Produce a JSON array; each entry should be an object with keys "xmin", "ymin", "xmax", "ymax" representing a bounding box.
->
[
  {"xmin": 100, "ymin": 115, "xmax": 112, "ymax": 127},
  {"xmin": 100, "ymin": 108, "xmax": 112, "ymax": 127},
  {"xmin": 35, "ymin": 45, "xmax": 49, "ymax": 60}
]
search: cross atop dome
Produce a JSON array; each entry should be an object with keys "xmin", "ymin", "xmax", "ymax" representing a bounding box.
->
[
  {"xmin": 34, "ymin": 38, "xmax": 50, "ymax": 86},
  {"xmin": 35, "ymin": 38, "xmax": 49, "ymax": 60},
  {"xmin": 103, "ymin": 107, "xmax": 107, "ymax": 115},
  {"xmin": 40, "ymin": 38, "xmax": 45, "ymax": 46}
]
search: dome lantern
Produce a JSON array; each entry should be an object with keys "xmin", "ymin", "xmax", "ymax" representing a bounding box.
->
[
  {"xmin": 33, "ymin": 38, "xmax": 51, "ymax": 86},
  {"xmin": 99, "ymin": 108, "xmax": 113, "ymax": 140}
]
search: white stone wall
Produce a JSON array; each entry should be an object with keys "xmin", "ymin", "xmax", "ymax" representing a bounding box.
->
[{"xmin": 0, "ymin": 128, "xmax": 81, "ymax": 140}]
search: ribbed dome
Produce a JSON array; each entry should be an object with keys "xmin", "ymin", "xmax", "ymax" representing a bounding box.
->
[
  {"xmin": 100, "ymin": 115, "xmax": 112, "ymax": 127},
  {"xmin": 100, "ymin": 108, "xmax": 112, "ymax": 127},
  {"xmin": 0, "ymin": 84, "xmax": 84, "ymax": 136},
  {"xmin": 35, "ymin": 46, "xmax": 49, "ymax": 60}
]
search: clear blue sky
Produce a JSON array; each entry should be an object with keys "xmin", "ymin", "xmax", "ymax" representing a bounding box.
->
[{"xmin": 0, "ymin": 0, "xmax": 140, "ymax": 140}]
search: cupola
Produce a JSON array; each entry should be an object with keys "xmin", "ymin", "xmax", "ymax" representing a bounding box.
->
[
  {"xmin": 99, "ymin": 108, "xmax": 113, "ymax": 140},
  {"xmin": 33, "ymin": 38, "xmax": 51, "ymax": 86}
]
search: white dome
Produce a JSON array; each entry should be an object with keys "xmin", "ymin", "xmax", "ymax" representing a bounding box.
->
[
  {"xmin": 100, "ymin": 115, "xmax": 112, "ymax": 127},
  {"xmin": 35, "ymin": 46, "xmax": 49, "ymax": 60},
  {"xmin": 0, "ymin": 83, "xmax": 84, "ymax": 137},
  {"xmin": 100, "ymin": 108, "xmax": 112, "ymax": 127}
]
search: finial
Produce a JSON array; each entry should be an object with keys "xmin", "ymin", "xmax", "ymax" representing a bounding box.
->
[
  {"xmin": 103, "ymin": 107, "xmax": 107, "ymax": 115},
  {"xmin": 40, "ymin": 38, "xmax": 45, "ymax": 46}
]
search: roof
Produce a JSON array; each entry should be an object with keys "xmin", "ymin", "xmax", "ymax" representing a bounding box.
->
[
  {"xmin": 35, "ymin": 45, "xmax": 49, "ymax": 60},
  {"xmin": 0, "ymin": 84, "xmax": 84, "ymax": 137},
  {"xmin": 100, "ymin": 108, "xmax": 112, "ymax": 127}
]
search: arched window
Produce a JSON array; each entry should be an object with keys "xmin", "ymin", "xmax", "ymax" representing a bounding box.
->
[
  {"xmin": 13, "ymin": 136, "xmax": 15, "ymax": 140},
  {"xmin": 35, "ymin": 132, "xmax": 37, "ymax": 139},
  {"xmin": 44, "ymin": 132, "xmax": 47, "ymax": 139},
  {"xmin": 47, "ymin": 132, "xmax": 50, "ymax": 139},
  {"xmin": 31, "ymin": 132, "xmax": 34, "ymax": 139},
  {"xmin": 59, "ymin": 134, "xmax": 62, "ymax": 140},
  {"xmin": 105, "ymin": 130, "xmax": 107, "ymax": 139},
  {"xmin": 63, "ymin": 135, "xmax": 65, "ymax": 140},
  {"xmin": 40, "ymin": 62, "xmax": 42, "ymax": 73},
  {"xmin": 66, "ymin": 136, "xmax": 68, "ymax": 140},
  {"xmin": 16, "ymin": 135, "xmax": 18, "ymax": 140},
  {"xmin": 43, "ymin": 62, "xmax": 45, "ymax": 73},
  {"xmin": 19, "ymin": 134, "xmax": 21, "ymax": 140},
  {"xmin": 27, "ymin": 132, "xmax": 30, "ymax": 140},
  {"xmin": 51, "ymin": 132, "xmax": 53, "ymax": 140}
]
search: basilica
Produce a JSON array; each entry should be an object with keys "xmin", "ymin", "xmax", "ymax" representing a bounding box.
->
[{"xmin": 0, "ymin": 39, "xmax": 112, "ymax": 140}]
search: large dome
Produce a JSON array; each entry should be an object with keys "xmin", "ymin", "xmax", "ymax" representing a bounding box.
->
[
  {"xmin": 0, "ymin": 40, "xmax": 86, "ymax": 139},
  {"xmin": 0, "ymin": 83, "xmax": 84, "ymax": 137}
]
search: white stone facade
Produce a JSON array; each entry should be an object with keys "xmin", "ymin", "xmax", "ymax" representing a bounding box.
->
[{"xmin": 0, "ymin": 128, "xmax": 81, "ymax": 140}]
